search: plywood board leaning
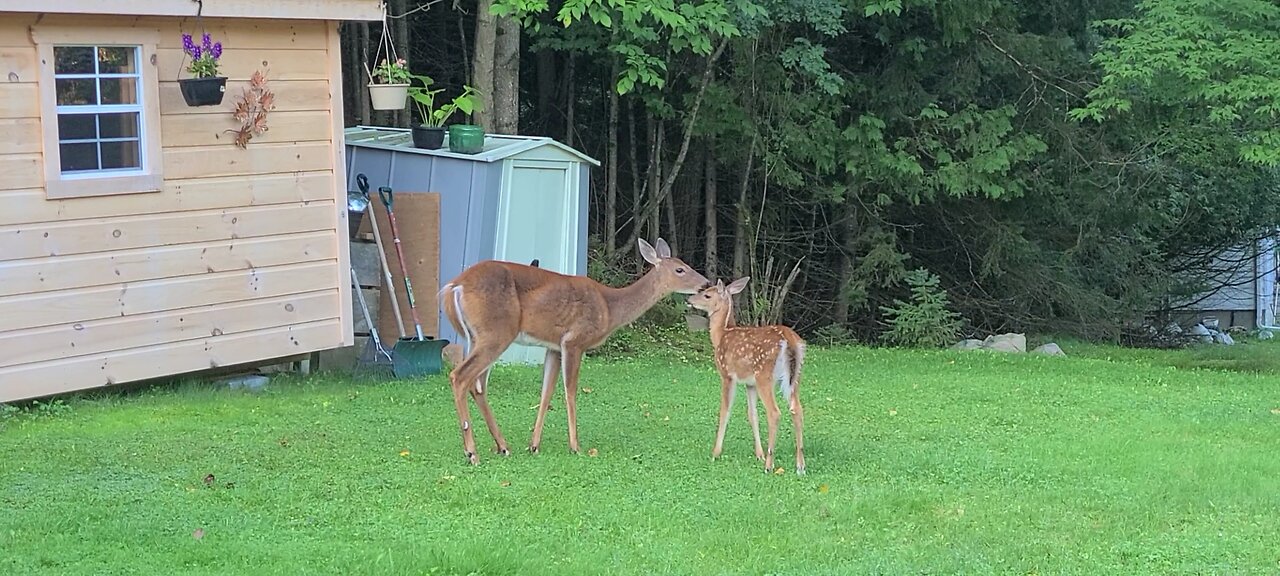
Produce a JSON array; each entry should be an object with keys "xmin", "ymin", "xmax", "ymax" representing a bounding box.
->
[{"xmin": 369, "ymin": 192, "xmax": 441, "ymax": 342}]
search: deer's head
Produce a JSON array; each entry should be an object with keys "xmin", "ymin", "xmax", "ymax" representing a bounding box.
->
[
  {"xmin": 687, "ymin": 276, "xmax": 749, "ymax": 314},
  {"xmin": 638, "ymin": 238, "xmax": 711, "ymax": 295}
]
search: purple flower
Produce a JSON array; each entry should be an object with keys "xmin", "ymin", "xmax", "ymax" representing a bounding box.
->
[
  {"xmin": 211, "ymin": 42, "xmax": 222, "ymax": 59},
  {"xmin": 182, "ymin": 33, "xmax": 195, "ymax": 54},
  {"xmin": 201, "ymin": 32, "xmax": 212, "ymax": 51},
  {"xmin": 191, "ymin": 45, "xmax": 202, "ymax": 60}
]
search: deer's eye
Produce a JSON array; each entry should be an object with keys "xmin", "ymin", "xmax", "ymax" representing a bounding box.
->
[
  {"xmin": 703, "ymin": 293, "xmax": 711, "ymax": 299},
  {"xmin": 675, "ymin": 267, "xmax": 685, "ymax": 274}
]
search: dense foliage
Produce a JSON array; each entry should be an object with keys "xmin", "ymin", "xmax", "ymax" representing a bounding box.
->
[{"xmin": 342, "ymin": 0, "xmax": 1280, "ymax": 344}]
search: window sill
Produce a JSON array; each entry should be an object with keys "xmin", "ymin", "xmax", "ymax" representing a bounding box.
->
[{"xmin": 46, "ymin": 174, "xmax": 163, "ymax": 200}]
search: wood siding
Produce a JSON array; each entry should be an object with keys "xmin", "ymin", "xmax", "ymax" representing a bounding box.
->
[{"xmin": 0, "ymin": 14, "xmax": 353, "ymax": 402}]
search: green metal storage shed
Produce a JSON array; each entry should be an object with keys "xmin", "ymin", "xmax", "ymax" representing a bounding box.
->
[{"xmin": 344, "ymin": 126, "xmax": 600, "ymax": 364}]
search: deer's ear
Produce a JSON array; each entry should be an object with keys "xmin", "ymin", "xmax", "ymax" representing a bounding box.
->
[
  {"xmin": 637, "ymin": 238, "xmax": 660, "ymax": 265},
  {"xmin": 654, "ymin": 238, "xmax": 672, "ymax": 258},
  {"xmin": 727, "ymin": 276, "xmax": 750, "ymax": 295},
  {"xmin": 715, "ymin": 279, "xmax": 726, "ymax": 289}
]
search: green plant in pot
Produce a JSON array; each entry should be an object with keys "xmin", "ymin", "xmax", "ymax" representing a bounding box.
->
[{"xmin": 407, "ymin": 74, "xmax": 480, "ymax": 151}]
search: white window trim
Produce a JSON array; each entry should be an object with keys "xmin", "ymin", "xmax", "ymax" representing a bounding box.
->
[{"xmin": 33, "ymin": 25, "xmax": 164, "ymax": 200}]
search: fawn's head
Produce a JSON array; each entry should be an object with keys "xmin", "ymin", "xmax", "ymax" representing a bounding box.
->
[
  {"xmin": 638, "ymin": 238, "xmax": 711, "ymax": 295},
  {"xmin": 687, "ymin": 276, "xmax": 749, "ymax": 314}
]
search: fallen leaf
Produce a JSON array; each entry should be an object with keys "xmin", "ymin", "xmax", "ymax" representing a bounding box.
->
[
  {"xmin": 643, "ymin": 411, "xmax": 651, "ymax": 418},
  {"xmin": 888, "ymin": 409, "xmax": 898, "ymax": 416},
  {"xmin": 818, "ymin": 484, "xmax": 829, "ymax": 494},
  {"xmin": 588, "ymin": 448, "xmax": 599, "ymax": 457},
  {"xmin": 663, "ymin": 416, "xmax": 670, "ymax": 422},
  {"xmin": 500, "ymin": 480, "xmax": 511, "ymax": 487},
  {"xmin": 1271, "ymin": 408, "xmax": 1280, "ymax": 415},
  {"xmin": 439, "ymin": 475, "xmax": 456, "ymax": 483},
  {"xmin": 192, "ymin": 528, "xmax": 205, "ymax": 540},
  {"xmin": 774, "ymin": 467, "xmax": 785, "ymax": 475},
  {"xmin": 399, "ymin": 450, "xmax": 410, "ymax": 457},
  {"xmin": 583, "ymin": 387, "xmax": 593, "ymax": 394},
  {"xmin": 202, "ymin": 474, "xmax": 215, "ymax": 487}
]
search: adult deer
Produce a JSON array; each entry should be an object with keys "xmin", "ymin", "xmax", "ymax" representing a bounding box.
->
[
  {"xmin": 687, "ymin": 277, "xmax": 807, "ymax": 475},
  {"xmin": 439, "ymin": 238, "xmax": 710, "ymax": 465}
]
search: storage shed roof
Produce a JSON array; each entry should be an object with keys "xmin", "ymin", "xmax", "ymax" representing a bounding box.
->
[
  {"xmin": 0, "ymin": 0, "xmax": 383, "ymax": 21},
  {"xmin": 344, "ymin": 125, "xmax": 601, "ymax": 167}
]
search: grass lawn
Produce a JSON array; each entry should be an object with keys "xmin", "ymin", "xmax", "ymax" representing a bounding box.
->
[{"xmin": 3, "ymin": 344, "xmax": 1280, "ymax": 574}]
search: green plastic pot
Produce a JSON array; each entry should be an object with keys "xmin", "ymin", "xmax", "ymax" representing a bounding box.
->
[{"xmin": 448, "ymin": 124, "xmax": 485, "ymax": 154}]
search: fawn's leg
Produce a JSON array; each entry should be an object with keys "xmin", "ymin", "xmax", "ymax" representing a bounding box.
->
[
  {"xmin": 756, "ymin": 370, "xmax": 782, "ymax": 473},
  {"xmin": 712, "ymin": 373, "xmax": 736, "ymax": 460},
  {"xmin": 745, "ymin": 385, "xmax": 764, "ymax": 461},
  {"xmin": 529, "ymin": 349, "xmax": 562, "ymax": 454}
]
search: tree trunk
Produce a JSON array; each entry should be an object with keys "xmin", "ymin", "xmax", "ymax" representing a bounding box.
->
[
  {"xmin": 627, "ymin": 97, "xmax": 642, "ymax": 266},
  {"xmin": 493, "ymin": 16, "xmax": 520, "ymax": 134},
  {"xmin": 536, "ymin": 50, "xmax": 557, "ymax": 135},
  {"xmin": 357, "ymin": 22, "xmax": 372, "ymax": 125},
  {"xmin": 392, "ymin": 0, "xmax": 409, "ymax": 127},
  {"xmin": 733, "ymin": 134, "xmax": 757, "ymax": 278},
  {"xmin": 458, "ymin": 11, "xmax": 471, "ymax": 86},
  {"xmin": 664, "ymin": 181, "xmax": 677, "ymax": 255},
  {"xmin": 704, "ymin": 140, "xmax": 718, "ymax": 279},
  {"xmin": 564, "ymin": 54, "xmax": 576, "ymax": 147},
  {"xmin": 471, "ymin": 0, "xmax": 497, "ymax": 131},
  {"xmin": 832, "ymin": 196, "xmax": 859, "ymax": 326},
  {"xmin": 645, "ymin": 110, "xmax": 661, "ymax": 246},
  {"xmin": 605, "ymin": 59, "xmax": 620, "ymax": 255}
]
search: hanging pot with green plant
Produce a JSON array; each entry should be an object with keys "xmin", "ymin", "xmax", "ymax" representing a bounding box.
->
[
  {"xmin": 177, "ymin": 32, "xmax": 226, "ymax": 107},
  {"xmin": 407, "ymin": 74, "xmax": 480, "ymax": 151},
  {"xmin": 364, "ymin": 7, "xmax": 410, "ymax": 112}
]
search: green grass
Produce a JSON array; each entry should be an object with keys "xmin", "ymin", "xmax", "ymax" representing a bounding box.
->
[{"xmin": 3, "ymin": 344, "xmax": 1280, "ymax": 575}]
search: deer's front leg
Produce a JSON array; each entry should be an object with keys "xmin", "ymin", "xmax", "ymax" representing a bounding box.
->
[
  {"xmin": 712, "ymin": 373, "xmax": 736, "ymax": 460},
  {"xmin": 529, "ymin": 349, "xmax": 562, "ymax": 454},
  {"xmin": 561, "ymin": 347, "xmax": 584, "ymax": 454}
]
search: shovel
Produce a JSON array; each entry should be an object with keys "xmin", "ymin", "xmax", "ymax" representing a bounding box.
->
[{"xmin": 377, "ymin": 184, "xmax": 448, "ymax": 378}]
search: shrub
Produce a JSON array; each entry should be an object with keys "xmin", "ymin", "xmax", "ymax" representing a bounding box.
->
[{"xmin": 880, "ymin": 268, "xmax": 964, "ymax": 348}]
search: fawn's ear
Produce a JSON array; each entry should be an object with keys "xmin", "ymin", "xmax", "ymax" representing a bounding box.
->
[
  {"xmin": 726, "ymin": 276, "xmax": 750, "ymax": 295},
  {"xmin": 637, "ymin": 238, "xmax": 660, "ymax": 265},
  {"xmin": 654, "ymin": 237, "xmax": 672, "ymax": 258}
]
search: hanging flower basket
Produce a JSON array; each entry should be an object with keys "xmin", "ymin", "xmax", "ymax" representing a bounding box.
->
[
  {"xmin": 368, "ymin": 80, "xmax": 409, "ymax": 110},
  {"xmin": 180, "ymin": 76, "xmax": 227, "ymax": 106},
  {"xmin": 179, "ymin": 32, "xmax": 226, "ymax": 107}
]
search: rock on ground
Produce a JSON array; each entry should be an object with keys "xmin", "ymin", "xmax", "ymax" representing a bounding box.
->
[
  {"xmin": 951, "ymin": 339, "xmax": 984, "ymax": 351},
  {"xmin": 981, "ymin": 333, "xmax": 1027, "ymax": 353},
  {"xmin": 1032, "ymin": 343, "xmax": 1066, "ymax": 356}
]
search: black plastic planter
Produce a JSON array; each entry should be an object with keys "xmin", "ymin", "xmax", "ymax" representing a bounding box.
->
[
  {"xmin": 412, "ymin": 125, "xmax": 446, "ymax": 150},
  {"xmin": 179, "ymin": 76, "xmax": 227, "ymax": 107}
]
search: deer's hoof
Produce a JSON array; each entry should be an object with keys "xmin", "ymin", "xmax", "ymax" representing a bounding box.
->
[
  {"xmin": 465, "ymin": 451, "xmax": 479, "ymax": 465},
  {"xmin": 528, "ymin": 444, "xmax": 540, "ymax": 454},
  {"xmin": 498, "ymin": 447, "xmax": 511, "ymax": 457}
]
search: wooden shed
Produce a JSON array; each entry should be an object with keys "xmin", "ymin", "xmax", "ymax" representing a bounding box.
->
[
  {"xmin": 0, "ymin": 0, "xmax": 382, "ymax": 402},
  {"xmin": 344, "ymin": 125, "xmax": 598, "ymax": 364}
]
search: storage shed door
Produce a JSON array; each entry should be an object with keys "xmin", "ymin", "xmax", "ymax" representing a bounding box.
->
[{"xmin": 495, "ymin": 159, "xmax": 580, "ymax": 364}]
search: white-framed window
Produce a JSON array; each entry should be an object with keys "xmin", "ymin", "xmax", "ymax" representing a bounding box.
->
[{"xmin": 33, "ymin": 26, "xmax": 163, "ymax": 199}]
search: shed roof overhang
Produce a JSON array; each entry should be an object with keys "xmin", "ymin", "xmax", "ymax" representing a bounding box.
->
[{"xmin": 0, "ymin": 0, "xmax": 384, "ymax": 21}]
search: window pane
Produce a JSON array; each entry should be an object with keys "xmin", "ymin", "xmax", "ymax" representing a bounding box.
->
[
  {"xmin": 60, "ymin": 142, "xmax": 99, "ymax": 172},
  {"xmin": 98, "ymin": 112, "xmax": 140, "ymax": 139},
  {"xmin": 54, "ymin": 46, "xmax": 94, "ymax": 74},
  {"xmin": 56, "ymin": 113, "xmax": 97, "ymax": 140},
  {"xmin": 56, "ymin": 78, "xmax": 96, "ymax": 106},
  {"xmin": 97, "ymin": 47, "xmax": 136, "ymax": 74},
  {"xmin": 100, "ymin": 140, "xmax": 141, "ymax": 170},
  {"xmin": 100, "ymin": 77, "xmax": 137, "ymax": 105}
]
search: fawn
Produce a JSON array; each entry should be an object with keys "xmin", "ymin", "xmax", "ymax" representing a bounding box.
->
[{"xmin": 687, "ymin": 277, "xmax": 807, "ymax": 475}]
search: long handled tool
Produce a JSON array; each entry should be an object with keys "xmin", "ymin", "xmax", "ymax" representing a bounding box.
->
[
  {"xmin": 351, "ymin": 267, "xmax": 393, "ymax": 370},
  {"xmin": 377, "ymin": 184, "xmax": 447, "ymax": 377},
  {"xmin": 356, "ymin": 174, "xmax": 408, "ymax": 341}
]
